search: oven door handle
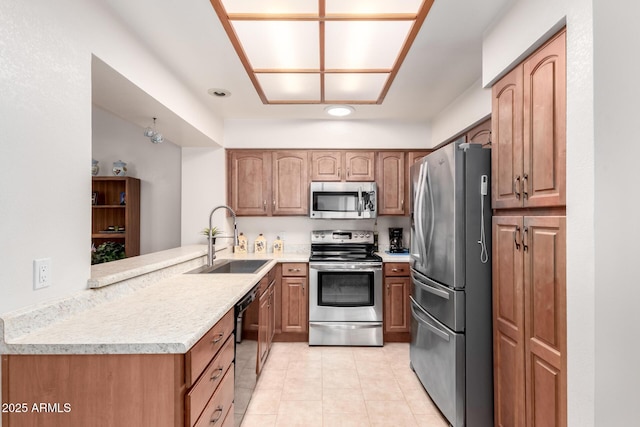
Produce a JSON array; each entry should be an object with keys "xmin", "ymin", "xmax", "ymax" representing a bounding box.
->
[
  {"xmin": 310, "ymin": 263, "xmax": 382, "ymax": 272},
  {"xmin": 309, "ymin": 322, "xmax": 381, "ymax": 330}
]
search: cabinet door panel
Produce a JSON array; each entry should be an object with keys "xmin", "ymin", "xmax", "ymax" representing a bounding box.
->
[
  {"xmin": 311, "ymin": 151, "xmax": 341, "ymax": 181},
  {"xmin": 272, "ymin": 151, "xmax": 309, "ymax": 215},
  {"xmin": 228, "ymin": 151, "xmax": 270, "ymax": 216},
  {"xmin": 345, "ymin": 151, "xmax": 375, "ymax": 181},
  {"xmin": 384, "ymin": 276, "xmax": 410, "ymax": 333},
  {"xmin": 466, "ymin": 118, "xmax": 492, "ymax": 149},
  {"xmin": 493, "ymin": 216, "xmax": 525, "ymax": 427},
  {"xmin": 281, "ymin": 277, "xmax": 308, "ymax": 333},
  {"xmin": 377, "ymin": 151, "xmax": 405, "ymax": 215},
  {"xmin": 523, "ymin": 30, "xmax": 566, "ymax": 208},
  {"xmin": 524, "ymin": 216, "xmax": 566, "ymax": 427},
  {"xmin": 492, "ymin": 65, "xmax": 524, "ymax": 209}
]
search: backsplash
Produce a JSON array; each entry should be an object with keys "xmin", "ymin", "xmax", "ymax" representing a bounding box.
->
[{"xmin": 231, "ymin": 216, "xmax": 411, "ymax": 254}]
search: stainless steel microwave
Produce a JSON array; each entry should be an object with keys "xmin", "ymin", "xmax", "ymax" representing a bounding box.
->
[{"xmin": 310, "ymin": 182, "xmax": 377, "ymax": 219}]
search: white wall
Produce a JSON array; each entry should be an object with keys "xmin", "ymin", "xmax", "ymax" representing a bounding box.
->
[
  {"xmin": 429, "ymin": 78, "xmax": 492, "ymax": 145},
  {"xmin": 0, "ymin": 0, "xmax": 221, "ymax": 316},
  {"xmin": 92, "ymin": 106, "xmax": 181, "ymax": 255},
  {"xmin": 181, "ymin": 147, "xmax": 229, "ymax": 248},
  {"xmin": 483, "ymin": 0, "xmax": 568, "ymax": 86},
  {"xmin": 591, "ymin": 0, "xmax": 640, "ymax": 424},
  {"xmin": 224, "ymin": 119, "xmax": 432, "ymax": 149},
  {"xmin": 235, "ymin": 216, "xmax": 411, "ymax": 254}
]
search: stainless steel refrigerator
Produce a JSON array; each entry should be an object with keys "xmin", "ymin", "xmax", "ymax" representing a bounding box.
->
[{"xmin": 409, "ymin": 139, "xmax": 493, "ymax": 427}]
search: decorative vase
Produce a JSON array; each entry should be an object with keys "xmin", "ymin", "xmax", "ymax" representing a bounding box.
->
[
  {"xmin": 91, "ymin": 159, "xmax": 99, "ymax": 176},
  {"xmin": 112, "ymin": 160, "xmax": 127, "ymax": 176}
]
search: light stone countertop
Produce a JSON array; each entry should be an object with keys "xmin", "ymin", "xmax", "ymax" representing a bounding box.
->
[
  {"xmin": 0, "ymin": 247, "xmax": 309, "ymax": 355},
  {"xmin": 378, "ymin": 252, "xmax": 411, "ymax": 263}
]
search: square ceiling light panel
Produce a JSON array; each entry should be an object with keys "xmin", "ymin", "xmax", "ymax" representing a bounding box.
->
[{"xmin": 209, "ymin": 0, "xmax": 435, "ymax": 104}]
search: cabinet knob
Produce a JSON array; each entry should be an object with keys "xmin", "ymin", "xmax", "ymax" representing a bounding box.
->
[{"xmin": 263, "ymin": 200, "xmax": 267, "ymax": 211}]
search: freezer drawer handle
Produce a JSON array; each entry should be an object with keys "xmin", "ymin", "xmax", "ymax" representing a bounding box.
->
[
  {"xmin": 410, "ymin": 301, "xmax": 450, "ymax": 342},
  {"xmin": 412, "ymin": 277, "xmax": 450, "ymax": 300}
]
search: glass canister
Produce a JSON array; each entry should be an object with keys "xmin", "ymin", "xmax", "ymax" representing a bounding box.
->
[{"xmin": 91, "ymin": 159, "xmax": 99, "ymax": 176}]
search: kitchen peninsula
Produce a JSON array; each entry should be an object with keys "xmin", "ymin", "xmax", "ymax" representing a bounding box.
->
[{"xmin": 0, "ymin": 246, "xmax": 309, "ymax": 426}]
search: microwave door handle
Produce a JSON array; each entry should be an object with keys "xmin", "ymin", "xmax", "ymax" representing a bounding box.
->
[{"xmin": 358, "ymin": 187, "xmax": 363, "ymax": 216}]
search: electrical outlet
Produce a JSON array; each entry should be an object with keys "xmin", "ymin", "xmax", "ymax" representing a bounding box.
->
[{"xmin": 33, "ymin": 258, "xmax": 51, "ymax": 290}]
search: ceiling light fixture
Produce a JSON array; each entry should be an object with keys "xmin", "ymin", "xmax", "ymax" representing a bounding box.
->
[
  {"xmin": 325, "ymin": 105, "xmax": 354, "ymax": 117},
  {"xmin": 143, "ymin": 117, "xmax": 164, "ymax": 144},
  {"xmin": 209, "ymin": 0, "xmax": 435, "ymax": 105}
]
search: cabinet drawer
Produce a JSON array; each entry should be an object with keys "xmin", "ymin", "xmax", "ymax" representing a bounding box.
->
[
  {"xmin": 194, "ymin": 368, "xmax": 234, "ymax": 427},
  {"xmin": 186, "ymin": 336, "xmax": 235, "ymax": 426},
  {"xmin": 282, "ymin": 262, "xmax": 307, "ymax": 276},
  {"xmin": 384, "ymin": 262, "xmax": 409, "ymax": 276},
  {"xmin": 186, "ymin": 309, "xmax": 234, "ymax": 387}
]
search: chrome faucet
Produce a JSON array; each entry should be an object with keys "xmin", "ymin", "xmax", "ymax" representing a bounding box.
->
[{"xmin": 207, "ymin": 205, "xmax": 239, "ymax": 266}]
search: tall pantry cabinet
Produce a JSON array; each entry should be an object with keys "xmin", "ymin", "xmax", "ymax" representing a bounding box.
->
[{"xmin": 491, "ymin": 28, "xmax": 566, "ymax": 427}]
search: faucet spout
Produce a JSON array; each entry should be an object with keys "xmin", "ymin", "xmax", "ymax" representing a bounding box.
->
[{"xmin": 208, "ymin": 204, "xmax": 238, "ymax": 266}]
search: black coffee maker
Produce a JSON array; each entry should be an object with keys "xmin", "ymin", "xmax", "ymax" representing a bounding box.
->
[{"xmin": 389, "ymin": 227, "xmax": 404, "ymax": 253}]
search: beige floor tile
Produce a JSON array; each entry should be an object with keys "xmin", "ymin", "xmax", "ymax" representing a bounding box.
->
[
  {"xmin": 282, "ymin": 377, "xmax": 323, "ymax": 401},
  {"xmin": 356, "ymin": 359, "xmax": 395, "ymax": 380},
  {"xmin": 322, "ymin": 352, "xmax": 357, "ymax": 370},
  {"xmin": 323, "ymin": 413, "xmax": 371, "ymax": 426},
  {"xmin": 322, "ymin": 396, "xmax": 367, "ymax": 415},
  {"xmin": 240, "ymin": 413, "xmax": 277, "ymax": 427},
  {"xmin": 413, "ymin": 413, "xmax": 450, "ymax": 427},
  {"xmin": 322, "ymin": 387, "xmax": 365, "ymax": 402},
  {"xmin": 276, "ymin": 400, "xmax": 323, "ymax": 427},
  {"xmin": 286, "ymin": 359, "xmax": 323, "ymax": 379},
  {"xmin": 246, "ymin": 388, "xmax": 281, "ymax": 415},
  {"xmin": 360, "ymin": 377, "xmax": 405, "ymax": 401},
  {"xmin": 323, "ymin": 368, "xmax": 361, "ymax": 389},
  {"xmin": 256, "ymin": 368, "xmax": 287, "ymax": 390},
  {"xmin": 365, "ymin": 400, "xmax": 418, "ymax": 426}
]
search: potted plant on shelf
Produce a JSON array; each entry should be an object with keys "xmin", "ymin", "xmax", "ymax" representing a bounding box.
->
[
  {"xmin": 201, "ymin": 227, "xmax": 219, "ymax": 244},
  {"xmin": 91, "ymin": 241, "xmax": 126, "ymax": 265}
]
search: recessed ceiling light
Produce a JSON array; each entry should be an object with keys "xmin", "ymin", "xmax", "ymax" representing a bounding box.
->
[
  {"xmin": 325, "ymin": 105, "xmax": 355, "ymax": 117},
  {"xmin": 207, "ymin": 88, "xmax": 231, "ymax": 97}
]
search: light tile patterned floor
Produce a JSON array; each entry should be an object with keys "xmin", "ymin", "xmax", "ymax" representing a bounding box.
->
[{"xmin": 239, "ymin": 342, "xmax": 449, "ymax": 427}]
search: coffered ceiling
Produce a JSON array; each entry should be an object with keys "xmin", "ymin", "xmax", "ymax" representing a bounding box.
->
[{"xmin": 96, "ymin": 0, "xmax": 515, "ymax": 122}]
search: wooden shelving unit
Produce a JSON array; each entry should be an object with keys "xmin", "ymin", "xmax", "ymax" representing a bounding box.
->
[{"xmin": 91, "ymin": 176, "xmax": 140, "ymax": 258}]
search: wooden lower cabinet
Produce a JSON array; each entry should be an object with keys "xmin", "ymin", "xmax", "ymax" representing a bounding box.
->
[
  {"xmin": 383, "ymin": 262, "xmax": 411, "ymax": 342},
  {"xmin": 257, "ymin": 273, "xmax": 276, "ymax": 375},
  {"xmin": 1, "ymin": 309, "xmax": 235, "ymax": 427},
  {"xmin": 493, "ymin": 216, "xmax": 566, "ymax": 427},
  {"xmin": 279, "ymin": 263, "xmax": 308, "ymax": 338}
]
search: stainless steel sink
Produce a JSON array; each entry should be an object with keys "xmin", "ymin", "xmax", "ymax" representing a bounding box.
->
[{"xmin": 186, "ymin": 259, "xmax": 269, "ymax": 274}]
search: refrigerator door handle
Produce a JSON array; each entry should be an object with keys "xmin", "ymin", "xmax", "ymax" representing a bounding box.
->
[
  {"xmin": 416, "ymin": 162, "xmax": 428, "ymax": 266},
  {"xmin": 410, "ymin": 298, "xmax": 450, "ymax": 342},
  {"xmin": 412, "ymin": 276, "xmax": 450, "ymax": 300},
  {"xmin": 424, "ymin": 164, "xmax": 435, "ymax": 263}
]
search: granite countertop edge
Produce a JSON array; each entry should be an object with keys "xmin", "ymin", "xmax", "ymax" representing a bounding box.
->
[{"xmin": 1, "ymin": 249, "xmax": 310, "ymax": 355}]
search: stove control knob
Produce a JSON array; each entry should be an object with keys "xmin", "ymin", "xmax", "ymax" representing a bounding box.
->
[
  {"xmin": 365, "ymin": 233, "xmax": 370, "ymax": 238},
  {"xmin": 320, "ymin": 232, "xmax": 325, "ymax": 238}
]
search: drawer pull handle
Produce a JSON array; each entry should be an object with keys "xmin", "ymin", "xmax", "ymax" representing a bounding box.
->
[
  {"xmin": 211, "ymin": 332, "xmax": 224, "ymax": 344},
  {"xmin": 210, "ymin": 406, "xmax": 224, "ymax": 424},
  {"xmin": 391, "ymin": 268, "xmax": 404, "ymax": 272},
  {"xmin": 210, "ymin": 367, "xmax": 224, "ymax": 381},
  {"xmin": 288, "ymin": 268, "xmax": 301, "ymax": 272}
]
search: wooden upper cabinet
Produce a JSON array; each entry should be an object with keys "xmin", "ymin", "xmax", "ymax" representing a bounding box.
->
[
  {"xmin": 310, "ymin": 151, "xmax": 342, "ymax": 181},
  {"xmin": 466, "ymin": 118, "xmax": 492, "ymax": 149},
  {"xmin": 377, "ymin": 151, "xmax": 405, "ymax": 215},
  {"xmin": 228, "ymin": 150, "xmax": 271, "ymax": 216},
  {"xmin": 310, "ymin": 151, "xmax": 375, "ymax": 182},
  {"xmin": 492, "ymin": 64, "xmax": 524, "ymax": 210},
  {"xmin": 523, "ymin": 30, "xmax": 566, "ymax": 208},
  {"xmin": 344, "ymin": 151, "xmax": 375, "ymax": 181},
  {"xmin": 272, "ymin": 151, "xmax": 309, "ymax": 215},
  {"xmin": 492, "ymin": 29, "xmax": 566, "ymax": 210}
]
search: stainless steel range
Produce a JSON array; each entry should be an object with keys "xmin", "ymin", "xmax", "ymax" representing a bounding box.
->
[{"xmin": 308, "ymin": 230, "xmax": 383, "ymax": 346}]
